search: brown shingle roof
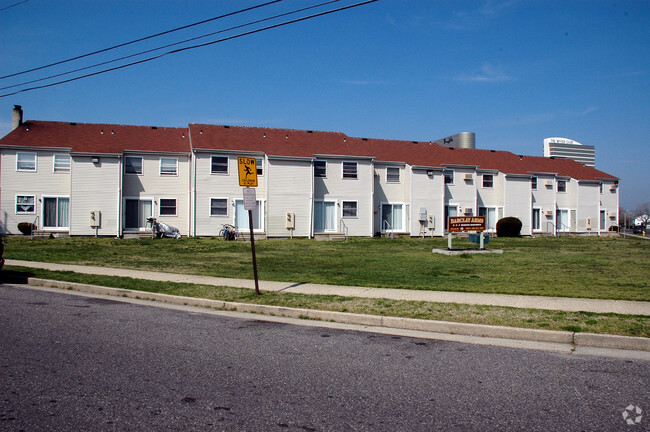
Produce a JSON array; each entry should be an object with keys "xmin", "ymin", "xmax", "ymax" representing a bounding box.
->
[
  {"xmin": 0, "ymin": 121, "xmax": 190, "ymax": 154},
  {"xmin": 0, "ymin": 120, "xmax": 617, "ymax": 181}
]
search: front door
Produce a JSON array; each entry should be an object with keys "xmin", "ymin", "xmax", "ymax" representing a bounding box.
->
[{"xmin": 314, "ymin": 201, "xmax": 335, "ymax": 232}]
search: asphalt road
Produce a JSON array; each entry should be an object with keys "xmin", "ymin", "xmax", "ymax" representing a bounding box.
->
[{"xmin": 1, "ymin": 284, "xmax": 648, "ymax": 431}]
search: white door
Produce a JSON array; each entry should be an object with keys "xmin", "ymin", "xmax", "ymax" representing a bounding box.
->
[{"xmin": 557, "ymin": 209, "xmax": 569, "ymax": 232}]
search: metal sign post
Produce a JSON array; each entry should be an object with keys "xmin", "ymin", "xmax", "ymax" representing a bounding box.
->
[{"xmin": 238, "ymin": 157, "xmax": 260, "ymax": 294}]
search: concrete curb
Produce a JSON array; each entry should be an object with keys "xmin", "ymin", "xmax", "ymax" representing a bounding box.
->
[{"xmin": 26, "ymin": 277, "xmax": 649, "ymax": 352}]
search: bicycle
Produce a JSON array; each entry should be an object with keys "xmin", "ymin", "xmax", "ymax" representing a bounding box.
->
[{"xmin": 219, "ymin": 223, "xmax": 238, "ymax": 241}]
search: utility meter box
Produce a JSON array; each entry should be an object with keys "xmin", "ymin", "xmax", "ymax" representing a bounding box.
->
[
  {"xmin": 89, "ymin": 210, "xmax": 101, "ymax": 228},
  {"xmin": 418, "ymin": 208, "xmax": 427, "ymax": 222},
  {"xmin": 427, "ymin": 215, "xmax": 434, "ymax": 227},
  {"xmin": 286, "ymin": 212, "xmax": 295, "ymax": 229}
]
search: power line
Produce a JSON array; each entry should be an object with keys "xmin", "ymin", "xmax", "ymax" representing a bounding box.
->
[
  {"xmin": 0, "ymin": 0, "xmax": 29, "ymax": 13},
  {"xmin": 0, "ymin": 0, "xmax": 284, "ymax": 80},
  {"xmin": 0, "ymin": 0, "xmax": 379, "ymax": 98},
  {"xmin": 0, "ymin": 0, "xmax": 343, "ymax": 92}
]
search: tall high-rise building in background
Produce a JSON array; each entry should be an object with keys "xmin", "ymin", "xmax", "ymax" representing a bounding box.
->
[{"xmin": 543, "ymin": 137, "xmax": 595, "ymax": 167}]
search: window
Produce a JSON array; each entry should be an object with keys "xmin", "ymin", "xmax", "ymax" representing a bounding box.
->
[
  {"xmin": 256, "ymin": 158, "xmax": 264, "ymax": 176},
  {"xmin": 160, "ymin": 158, "xmax": 178, "ymax": 176},
  {"xmin": 43, "ymin": 197, "xmax": 69, "ymax": 229},
  {"xmin": 342, "ymin": 201, "xmax": 358, "ymax": 218},
  {"xmin": 53, "ymin": 154, "xmax": 70, "ymax": 172},
  {"xmin": 599, "ymin": 183, "xmax": 603, "ymax": 194},
  {"xmin": 314, "ymin": 160, "xmax": 327, "ymax": 178},
  {"xmin": 210, "ymin": 198, "xmax": 228, "ymax": 216},
  {"xmin": 557, "ymin": 180, "xmax": 567, "ymax": 193},
  {"xmin": 342, "ymin": 161, "xmax": 357, "ymax": 179},
  {"xmin": 443, "ymin": 169, "xmax": 454, "ymax": 184},
  {"xmin": 556, "ymin": 209, "xmax": 570, "ymax": 232},
  {"xmin": 386, "ymin": 167, "xmax": 400, "ymax": 183},
  {"xmin": 16, "ymin": 195, "xmax": 35, "ymax": 213},
  {"xmin": 381, "ymin": 203, "xmax": 403, "ymax": 231},
  {"xmin": 17, "ymin": 152, "xmax": 36, "ymax": 171},
  {"xmin": 531, "ymin": 177, "xmax": 538, "ymax": 190},
  {"xmin": 532, "ymin": 208, "xmax": 541, "ymax": 231},
  {"xmin": 125, "ymin": 156, "xmax": 143, "ymax": 174},
  {"xmin": 159, "ymin": 198, "xmax": 177, "ymax": 216},
  {"xmin": 211, "ymin": 156, "xmax": 228, "ymax": 174},
  {"xmin": 482, "ymin": 174, "xmax": 493, "ymax": 188}
]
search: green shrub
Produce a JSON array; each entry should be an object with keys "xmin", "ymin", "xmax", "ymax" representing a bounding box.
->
[
  {"xmin": 496, "ymin": 217, "xmax": 522, "ymax": 237},
  {"xmin": 17, "ymin": 222, "xmax": 36, "ymax": 235}
]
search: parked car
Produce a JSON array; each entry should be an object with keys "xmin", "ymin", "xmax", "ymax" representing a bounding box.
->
[{"xmin": 632, "ymin": 225, "xmax": 646, "ymax": 234}]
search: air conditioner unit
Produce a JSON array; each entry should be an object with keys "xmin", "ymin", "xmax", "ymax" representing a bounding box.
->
[
  {"xmin": 464, "ymin": 174, "xmax": 473, "ymax": 180},
  {"xmin": 609, "ymin": 214, "xmax": 616, "ymax": 219},
  {"xmin": 544, "ymin": 210, "xmax": 553, "ymax": 217},
  {"xmin": 610, "ymin": 186, "xmax": 617, "ymax": 191},
  {"xmin": 463, "ymin": 208, "xmax": 473, "ymax": 215},
  {"xmin": 545, "ymin": 180, "xmax": 553, "ymax": 186}
]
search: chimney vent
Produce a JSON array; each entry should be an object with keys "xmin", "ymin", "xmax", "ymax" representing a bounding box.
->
[{"xmin": 12, "ymin": 105, "xmax": 23, "ymax": 130}]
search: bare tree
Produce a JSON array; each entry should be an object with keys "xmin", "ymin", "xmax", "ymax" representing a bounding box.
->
[{"xmin": 633, "ymin": 202, "xmax": 650, "ymax": 225}]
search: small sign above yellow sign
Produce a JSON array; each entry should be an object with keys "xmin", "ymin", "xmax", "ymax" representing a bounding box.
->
[{"xmin": 237, "ymin": 157, "xmax": 258, "ymax": 187}]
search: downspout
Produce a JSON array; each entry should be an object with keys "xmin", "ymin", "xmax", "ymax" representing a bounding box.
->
[
  {"xmin": 309, "ymin": 159, "xmax": 314, "ymax": 239},
  {"xmin": 118, "ymin": 155, "xmax": 123, "ymax": 238}
]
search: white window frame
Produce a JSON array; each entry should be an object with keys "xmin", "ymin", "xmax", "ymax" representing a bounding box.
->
[
  {"xmin": 556, "ymin": 208, "xmax": 570, "ymax": 232},
  {"xmin": 53, "ymin": 154, "xmax": 71, "ymax": 173},
  {"xmin": 342, "ymin": 161, "xmax": 358, "ymax": 179},
  {"xmin": 386, "ymin": 166, "xmax": 400, "ymax": 183},
  {"xmin": 160, "ymin": 157, "xmax": 178, "ymax": 176},
  {"xmin": 124, "ymin": 197, "xmax": 154, "ymax": 231},
  {"xmin": 482, "ymin": 174, "xmax": 494, "ymax": 188},
  {"xmin": 16, "ymin": 152, "xmax": 36, "ymax": 172},
  {"xmin": 158, "ymin": 198, "xmax": 177, "ymax": 216},
  {"xmin": 557, "ymin": 180, "xmax": 567, "ymax": 193},
  {"xmin": 16, "ymin": 194, "xmax": 36, "ymax": 214},
  {"xmin": 125, "ymin": 156, "xmax": 143, "ymax": 175},
  {"xmin": 380, "ymin": 202, "xmax": 405, "ymax": 232},
  {"xmin": 211, "ymin": 156, "xmax": 229, "ymax": 175},
  {"xmin": 531, "ymin": 176, "xmax": 538, "ymax": 190},
  {"xmin": 314, "ymin": 160, "xmax": 327, "ymax": 178},
  {"xmin": 314, "ymin": 200, "xmax": 337, "ymax": 232},
  {"xmin": 342, "ymin": 201, "xmax": 358, "ymax": 219},
  {"xmin": 209, "ymin": 197, "xmax": 229, "ymax": 217},
  {"xmin": 478, "ymin": 206, "xmax": 499, "ymax": 232},
  {"xmin": 443, "ymin": 169, "xmax": 454, "ymax": 185},
  {"xmin": 41, "ymin": 195, "xmax": 70, "ymax": 230}
]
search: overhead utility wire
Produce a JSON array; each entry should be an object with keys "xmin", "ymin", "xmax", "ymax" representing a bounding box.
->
[
  {"xmin": 0, "ymin": 0, "xmax": 284, "ymax": 80},
  {"xmin": 0, "ymin": 0, "xmax": 343, "ymax": 92},
  {"xmin": 0, "ymin": 0, "xmax": 29, "ymax": 13},
  {"xmin": 0, "ymin": 0, "xmax": 379, "ymax": 98}
]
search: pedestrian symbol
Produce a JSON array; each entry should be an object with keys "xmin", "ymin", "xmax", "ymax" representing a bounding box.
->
[{"xmin": 237, "ymin": 157, "xmax": 258, "ymax": 187}]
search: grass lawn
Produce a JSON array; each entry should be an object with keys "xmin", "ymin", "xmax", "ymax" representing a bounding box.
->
[
  {"xmin": 2, "ymin": 267, "xmax": 647, "ymax": 338},
  {"xmin": 4, "ymin": 235, "xmax": 649, "ymax": 301}
]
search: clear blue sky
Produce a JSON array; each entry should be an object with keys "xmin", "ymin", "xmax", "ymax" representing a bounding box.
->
[{"xmin": 1, "ymin": 0, "xmax": 648, "ymax": 210}]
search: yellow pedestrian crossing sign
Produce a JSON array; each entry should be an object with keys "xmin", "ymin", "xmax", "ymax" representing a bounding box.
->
[{"xmin": 238, "ymin": 157, "xmax": 257, "ymax": 187}]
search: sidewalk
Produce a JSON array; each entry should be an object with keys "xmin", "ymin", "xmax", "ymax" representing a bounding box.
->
[{"xmin": 5, "ymin": 259, "xmax": 649, "ymax": 316}]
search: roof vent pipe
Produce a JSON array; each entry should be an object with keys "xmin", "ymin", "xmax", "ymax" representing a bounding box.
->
[{"xmin": 12, "ymin": 105, "xmax": 23, "ymax": 130}]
